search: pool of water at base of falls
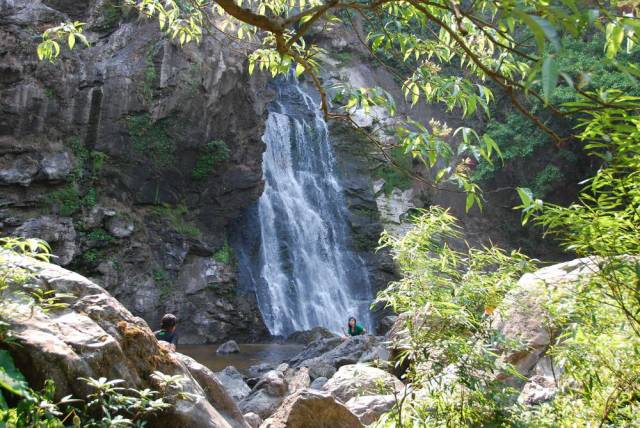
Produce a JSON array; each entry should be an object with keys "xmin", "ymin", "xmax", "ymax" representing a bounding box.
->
[{"xmin": 179, "ymin": 343, "xmax": 305, "ymax": 375}]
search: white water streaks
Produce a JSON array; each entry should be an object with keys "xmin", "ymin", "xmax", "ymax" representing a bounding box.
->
[{"xmin": 235, "ymin": 77, "xmax": 373, "ymax": 336}]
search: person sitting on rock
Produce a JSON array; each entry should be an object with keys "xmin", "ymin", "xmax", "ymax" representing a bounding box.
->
[
  {"xmin": 154, "ymin": 313, "xmax": 178, "ymax": 350},
  {"xmin": 345, "ymin": 316, "xmax": 366, "ymax": 337}
]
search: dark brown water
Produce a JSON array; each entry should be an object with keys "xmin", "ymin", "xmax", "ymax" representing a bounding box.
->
[{"xmin": 178, "ymin": 343, "xmax": 304, "ymax": 375}]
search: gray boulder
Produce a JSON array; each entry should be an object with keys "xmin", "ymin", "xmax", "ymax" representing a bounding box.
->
[
  {"xmin": 243, "ymin": 412, "xmax": 262, "ymax": 428},
  {"xmin": 302, "ymin": 358, "xmax": 337, "ymax": 380},
  {"xmin": 176, "ymin": 354, "xmax": 250, "ymax": 427},
  {"xmin": 322, "ymin": 364, "xmax": 404, "ymax": 403},
  {"xmin": 286, "ymin": 367, "xmax": 311, "ymax": 394},
  {"xmin": 309, "ymin": 377, "xmax": 328, "ymax": 390},
  {"xmin": 345, "ymin": 395, "xmax": 396, "ymax": 425},
  {"xmin": 291, "ymin": 336, "xmax": 388, "ymax": 375},
  {"xmin": 261, "ymin": 389, "xmax": 363, "ymax": 428},
  {"xmin": 215, "ymin": 366, "xmax": 251, "ymax": 402},
  {"xmin": 239, "ymin": 389, "xmax": 284, "ymax": 420},
  {"xmin": 288, "ymin": 337, "xmax": 344, "ymax": 366},
  {"xmin": 376, "ymin": 315, "xmax": 398, "ymax": 336},
  {"xmin": 254, "ymin": 370, "xmax": 288, "ymax": 396},
  {"xmin": 217, "ymin": 340, "xmax": 241, "ymax": 355}
]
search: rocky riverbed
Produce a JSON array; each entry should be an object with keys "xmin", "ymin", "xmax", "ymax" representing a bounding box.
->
[{"xmin": 2, "ymin": 243, "xmax": 586, "ymax": 426}]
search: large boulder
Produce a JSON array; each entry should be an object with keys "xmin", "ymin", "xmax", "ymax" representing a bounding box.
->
[
  {"xmin": 254, "ymin": 370, "xmax": 288, "ymax": 396},
  {"xmin": 322, "ymin": 364, "xmax": 404, "ymax": 403},
  {"xmin": 176, "ymin": 354, "xmax": 250, "ymax": 427},
  {"xmin": 239, "ymin": 389, "xmax": 284, "ymax": 420},
  {"xmin": 345, "ymin": 395, "xmax": 396, "ymax": 425},
  {"xmin": 1, "ymin": 250, "xmax": 243, "ymax": 427},
  {"xmin": 285, "ymin": 367, "xmax": 311, "ymax": 394},
  {"xmin": 494, "ymin": 257, "xmax": 601, "ymax": 378},
  {"xmin": 261, "ymin": 390, "xmax": 364, "ymax": 428},
  {"xmin": 239, "ymin": 366, "xmax": 289, "ymax": 419},
  {"xmin": 302, "ymin": 358, "xmax": 337, "ymax": 380},
  {"xmin": 216, "ymin": 366, "xmax": 252, "ymax": 402}
]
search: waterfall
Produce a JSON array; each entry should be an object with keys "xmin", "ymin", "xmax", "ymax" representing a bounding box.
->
[{"xmin": 234, "ymin": 77, "xmax": 373, "ymax": 337}]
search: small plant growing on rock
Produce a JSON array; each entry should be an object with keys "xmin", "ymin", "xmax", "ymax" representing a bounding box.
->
[
  {"xmin": 192, "ymin": 140, "xmax": 230, "ymax": 181},
  {"xmin": 150, "ymin": 204, "xmax": 201, "ymax": 239},
  {"xmin": 213, "ymin": 238, "xmax": 233, "ymax": 265}
]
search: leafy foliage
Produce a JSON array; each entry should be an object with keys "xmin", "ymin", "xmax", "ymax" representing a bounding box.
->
[
  {"xmin": 37, "ymin": 21, "xmax": 89, "ymax": 62},
  {"xmin": 374, "ymin": 207, "xmax": 535, "ymax": 426}
]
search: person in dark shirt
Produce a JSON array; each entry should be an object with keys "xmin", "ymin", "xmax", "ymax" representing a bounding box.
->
[
  {"xmin": 346, "ymin": 316, "xmax": 366, "ymax": 337},
  {"xmin": 154, "ymin": 313, "xmax": 178, "ymax": 350}
]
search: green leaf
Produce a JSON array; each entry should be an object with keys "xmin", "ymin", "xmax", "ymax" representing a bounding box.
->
[
  {"xmin": 465, "ymin": 192, "xmax": 475, "ymax": 212},
  {"xmin": 515, "ymin": 12, "xmax": 560, "ymax": 53},
  {"xmin": 0, "ymin": 350, "xmax": 30, "ymax": 398},
  {"xmin": 542, "ymin": 55, "xmax": 559, "ymax": 102},
  {"xmin": 605, "ymin": 22, "xmax": 625, "ymax": 59},
  {"xmin": 295, "ymin": 62, "xmax": 305, "ymax": 77},
  {"xmin": 516, "ymin": 187, "xmax": 533, "ymax": 206},
  {"xmin": 68, "ymin": 33, "xmax": 75, "ymax": 49}
]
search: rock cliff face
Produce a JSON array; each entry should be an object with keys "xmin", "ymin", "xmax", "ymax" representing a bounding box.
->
[{"xmin": 0, "ymin": 0, "xmax": 270, "ymax": 342}]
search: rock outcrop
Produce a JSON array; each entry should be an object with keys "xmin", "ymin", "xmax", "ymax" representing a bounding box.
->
[
  {"xmin": 0, "ymin": 0, "xmax": 270, "ymax": 343},
  {"xmin": 495, "ymin": 257, "xmax": 600, "ymax": 379},
  {"xmin": 322, "ymin": 364, "xmax": 403, "ymax": 403},
  {"xmin": 345, "ymin": 395, "xmax": 396, "ymax": 425},
  {"xmin": 261, "ymin": 390, "xmax": 364, "ymax": 428},
  {"xmin": 1, "ymin": 250, "xmax": 247, "ymax": 427}
]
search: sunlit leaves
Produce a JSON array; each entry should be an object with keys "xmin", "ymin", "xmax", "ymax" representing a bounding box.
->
[
  {"xmin": 127, "ymin": 0, "xmax": 203, "ymax": 45},
  {"xmin": 37, "ymin": 21, "xmax": 88, "ymax": 62},
  {"xmin": 375, "ymin": 207, "xmax": 534, "ymax": 425},
  {"xmin": 332, "ymin": 84, "xmax": 397, "ymax": 116}
]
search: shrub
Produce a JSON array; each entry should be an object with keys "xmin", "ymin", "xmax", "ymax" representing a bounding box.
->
[
  {"xmin": 213, "ymin": 239, "xmax": 233, "ymax": 264},
  {"xmin": 374, "ymin": 207, "xmax": 535, "ymax": 426}
]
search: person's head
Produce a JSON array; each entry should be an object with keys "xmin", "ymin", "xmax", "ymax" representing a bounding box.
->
[
  {"xmin": 348, "ymin": 317, "xmax": 356, "ymax": 328},
  {"xmin": 160, "ymin": 314, "xmax": 177, "ymax": 332}
]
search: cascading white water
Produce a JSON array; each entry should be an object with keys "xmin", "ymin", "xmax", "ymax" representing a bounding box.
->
[{"xmin": 234, "ymin": 77, "xmax": 373, "ymax": 337}]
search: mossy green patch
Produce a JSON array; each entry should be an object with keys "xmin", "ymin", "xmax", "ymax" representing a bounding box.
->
[
  {"xmin": 126, "ymin": 113, "xmax": 176, "ymax": 169},
  {"xmin": 192, "ymin": 140, "xmax": 230, "ymax": 180},
  {"xmin": 150, "ymin": 204, "xmax": 201, "ymax": 239}
]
